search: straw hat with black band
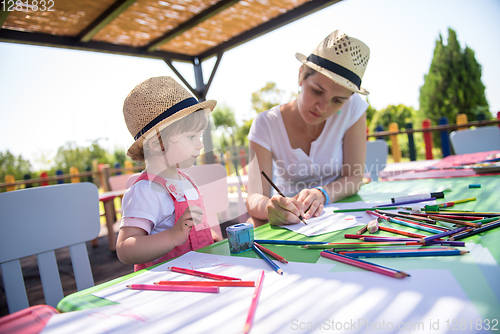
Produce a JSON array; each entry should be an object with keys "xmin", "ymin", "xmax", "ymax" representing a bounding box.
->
[
  {"xmin": 296, "ymin": 30, "xmax": 370, "ymax": 95},
  {"xmin": 123, "ymin": 76, "xmax": 216, "ymax": 161}
]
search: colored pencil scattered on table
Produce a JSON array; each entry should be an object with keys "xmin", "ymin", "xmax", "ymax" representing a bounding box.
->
[
  {"xmin": 243, "ymin": 270, "xmax": 265, "ymax": 334},
  {"xmin": 377, "ymin": 226, "xmax": 428, "ymax": 238},
  {"xmin": 168, "ymin": 267, "xmax": 241, "ymax": 281},
  {"xmin": 366, "ymin": 210, "xmax": 446, "ymax": 234},
  {"xmin": 254, "ymin": 242, "xmax": 288, "ymax": 263},
  {"xmin": 420, "ymin": 226, "xmax": 469, "ymax": 244},
  {"xmin": 449, "ymin": 218, "xmax": 500, "ymax": 240},
  {"xmin": 304, "ymin": 242, "xmax": 411, "ymax": 249},
  {"xmin": 341, "ymin": 249, "xmax": 469, "ymax": 258},
  {"xmin": 155, "ymin": 280, "xmax": 255, "ymax": 287},
  {"xmin": 252, "ymin": 244, "xmax": 283, "ymax": 275},
  {"xmin": 356, "ymin": 224, "xmax": 368, "ymax": 235},
  {"xmin": 320, "ymin": 250, "xmax": 408, "ymax": 279},
  {"xmin": 254, "ymin": 239, "xmax": 327, "ymax": 245},
  {"xmin": 127, "ymin": 284, "xmax": 219, "ymax": 293},
  {"xmin": 375, "ymin": 197, "xmax": 437, "ymax": 207}
]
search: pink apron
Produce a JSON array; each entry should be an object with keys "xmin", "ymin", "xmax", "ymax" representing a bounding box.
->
[{"xmin": 133, "ymin": 171, "xmax": 213, "ymax": 271}]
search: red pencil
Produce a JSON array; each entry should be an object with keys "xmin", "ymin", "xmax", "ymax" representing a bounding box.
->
[
  {"xmin": 378, "ymin": 226, "xmax": 427, "ymax": 238},
  {"xmin": 127, "ymin": 283, "xmax": 219, "ymax": 293},
  {"xmin": 320, "ymin": 251, "xmax": 406, "ymax": 279},
  {"xmin": 254, "ymin": 242, "xmax": 288, "ymax": 263},
  {"xmin": 155, "ymin": 280, "xmax": 255, "ymax": 287},
  {"xmin": 243, "ymin": 270, "xmax": 265, "ymax": 334},
  {"xmin": 168, "ymin": 267, "xmax": 241, "ymax": 281}
]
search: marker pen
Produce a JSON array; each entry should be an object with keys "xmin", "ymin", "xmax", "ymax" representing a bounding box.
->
[{"xmin": 391, "ymin": 192, "xmax": 444, "ymax": 203}]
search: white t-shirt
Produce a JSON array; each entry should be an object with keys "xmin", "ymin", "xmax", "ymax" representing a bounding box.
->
[
  {"xmin": 247, "ymin": 93, "xmax": 368, "ymax": 197},
  {"xmin": 120, "ymin": 176, "xmax": 199, "ymax": 235}
]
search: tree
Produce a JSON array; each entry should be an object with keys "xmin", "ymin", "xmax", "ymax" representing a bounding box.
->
[
  {"xmin": 0, "ymin": 150, "xmax": 32, "ymax": 184},
  {"xmin": 212, "ymin": 103, "xmax": 237, "ymax": 150},
  {"xmin": 419, "ymin": 28, "xmax": 490, "ymax": 128},
  {"xmin": 251, "ymin": 82, "xmax": 286, "ymax": 114}
]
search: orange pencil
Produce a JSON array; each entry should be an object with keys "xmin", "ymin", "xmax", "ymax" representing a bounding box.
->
[
  {"xmin": 254, "ymin": 242, "xmax": 288, "ymax": 263},
  {"xmin": 244, "ymin": 270, "xmax": 265, "ymax": 334},
  {"xmin": 155, "ymin": 280, "xmax": 255, "ymax": 287}
]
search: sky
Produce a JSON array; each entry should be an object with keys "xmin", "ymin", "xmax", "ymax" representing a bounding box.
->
[{"xmin": 1, "ymin": 0, "xmax": 499, "ymax": 170}]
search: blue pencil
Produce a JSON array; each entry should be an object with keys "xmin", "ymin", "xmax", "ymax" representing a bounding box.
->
[
  {"xmin": 254, "ymin": 239, "xmax": 327, "ymax": 245},
  {"xmin": 252, "ymin": 244, "xmax": 283, "ymax": 275},
  {"xmin": 323, "ymin": 250, "xmax": 410, "ymax": 277},
  {"xmin": 342, "ymin": 249, "xmax": 468, "ymax": 258}
]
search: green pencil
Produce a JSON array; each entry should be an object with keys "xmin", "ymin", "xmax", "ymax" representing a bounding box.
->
[
  {"xmin": 303, "ymin": 242, "xmax": 409, "ymax": 249},
  {"xmin": 333, "ymin": 207, "xmax": 400, "ymax": 213}
]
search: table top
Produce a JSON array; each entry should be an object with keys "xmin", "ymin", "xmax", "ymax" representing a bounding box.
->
[{"xmin": 57, "ymin": 175, "xmax": 500, "ymax": 325}]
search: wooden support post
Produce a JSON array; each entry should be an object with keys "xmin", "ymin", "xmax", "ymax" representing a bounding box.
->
[
  {"xmin": 456, "ymin": 114, "xmax": 468, "ymax": 130},
  {"xmin": 70, "ymin": 167, "xmax": 80, "ymax": 183},
  {"xmin": 40, "ymin": 172, "xmax": 49, "ymax": 186},
  {"xmin": 422, "ymin": 119, "xmax": 433, "ymax": 160},
  {"xmin": 388, "ymin": 122, "xmax": 401, "ymax": 162},
  {"xmin": 5, "ymin": 175, "xmax": 15, "ymax": 192},
  {"xmin": 56, "ymin": 170, "xmax": 64, "ymax": 184},
  {"xmin": 406, "ymin": 123, "xmax": 416, "ymax": 161},
  {"xmin": 101, "ymin": 164, "xmax": 117, "ymax": 251},
  {"xmin": 439, "ymin": 117, "xmax": 451, "ymax": 157}
]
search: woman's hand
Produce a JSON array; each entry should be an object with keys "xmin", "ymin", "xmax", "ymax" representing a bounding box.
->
[
  {"xmin": 266, "ymin": 195, "xmax": 305, "ymax": 225},
  {"xmin": 294, "ymin": 188, "xmax": 326, "ymax": 219},
  {"xmin": 171, "ymin": 205, "xmax": 204, "ymax": 245}
]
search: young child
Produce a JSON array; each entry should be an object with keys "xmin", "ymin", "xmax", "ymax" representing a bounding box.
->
[{"xmin": 116, "ymin": 76, "xmax": 219, "ymax": 271}]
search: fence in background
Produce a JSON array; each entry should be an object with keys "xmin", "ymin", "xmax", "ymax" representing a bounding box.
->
[{"xmin": 1, "ymin": 113, "xmax": 499, "ymax": 191}]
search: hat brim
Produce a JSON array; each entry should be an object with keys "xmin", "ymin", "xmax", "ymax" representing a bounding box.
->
[
  {"xmin": 296, "ymin": 53, "xmax": 369, "ymax": 95},
  {"xmin": 127, "ymin": 99, "xmax": 217, "ymax": 160}
]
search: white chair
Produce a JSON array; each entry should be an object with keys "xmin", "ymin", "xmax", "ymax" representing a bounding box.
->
[
  {"xmin": 0, "ymin": 183, "xmax": 101, "ymax": 313},
  {"xmin": 449, "ymin": 126, "xmax": 500, "ymax": 154},
  {"xmin": 365, "ymin": 140, "xmax": 388, "ymax": 181},
  {"xmin": 181, "ymin": 164, "xmax": 229, "ymax": 239}
]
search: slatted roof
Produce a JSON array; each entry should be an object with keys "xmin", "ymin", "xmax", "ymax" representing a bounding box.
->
[{"xmin": 0, "ymin": 0, "xmax": 341, "ymax": 63}]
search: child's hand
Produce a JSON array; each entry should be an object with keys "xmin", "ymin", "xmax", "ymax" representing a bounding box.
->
[{"xmin": 172, "ymin": 205, "xmax": 204, "ymax": 246}]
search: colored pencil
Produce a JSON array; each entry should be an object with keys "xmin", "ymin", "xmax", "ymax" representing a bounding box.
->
[
  {"xmin": 449, "ymin": 219, "xmax": 500, "ymax": 240},
  {"xmin": 426, "ymin": 215, "xmax": 482, "ymax": 228},
  {"xmin": 376, "ymin": 197, "xmax": 436, "ymax": 207},
  {"xmin": 406, "ymin": 240, "xmax": 466, "ymax": 247},
  {"xmin": 320, "ymin": 251, "xmax": 406, "ymax": 279},
  {"xmin": 323, "ymin": 250, "xmax": 411, "ymax": 277},
  {"xmin": 243, "ymin": 270, "xmax": 265, "ymax": 334},
  {"xmin": 407, "ymin": 213, "xmax": 484, "ymax": 221},
  {"xmin": 356, "ymin": 224, "xmax": 368, "ymax": 235},
  {"xmin": 254, "ymin": 239, "xmax": 327, "ymax": 245},
  {"xmin": 378, "ymin": 225, "xmax": 427, "ymax": 238},
  {"xmin": 338, "ymin": 247, "xmax": 455, "ymax": 254},
  {"xmin": 333, "ymin": 206, "xmax": 399, "ymax": 213},
  {"xmin": 360, "ymin": 236, "xmax": 420, "ymax": 242},
  {"xmin": 168, "ymin": 267, "xmax": 241, "ymax": 281},
  {"xmin": 127, "ymin": 284, "xmax": 219, "ymax": 293},
  {"xmin": 425, "ymin": 211, "xmax": 500, "ymax": 217},
  {"xmin": 342, "ymin": 249, "xmax": 469, "ymax": 258},
  {"xmin": 331, "ymin": 245, "xmax": 449, "ymax": 252},
  {"xmin": 155, "ymin": 280, "xmax": 255, "ymax": 287},
  {"xmin": 261, "ymin": 171, "xmax": 307, "ymax": 225},
  {"xmin": 304, "ymin": 242, "xmax": 409, "ymax": 249},
  {"xmin": 252, "ymin": 244, "xmax": 283, "ymax": 275},
  {"xmin": 437, "ymin": 197, "xmax": 476, "ymax": 208},
  {"xmin": 376, "ymin": 209, "xmax": 436, "ymax": 223},
  {"xmin": 420, "ymin": 226, "xmax": 468, "ymax": 244},
  {"xmin": 254, "ymin": 242, "xmax": 288, "ymax": 263},
  {"xmin": 367, "ymin": 210, "xmax": 445, "ymax": 234}
]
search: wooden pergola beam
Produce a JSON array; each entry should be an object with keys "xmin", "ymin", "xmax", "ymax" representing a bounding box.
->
[
  {"xmin": 198, "ymin": 0, "xmax": 341, "ymax": 61},
  {"xmin": 78, "ymin": 0, "xmax": 138, "ymax": 43},
  {"xmin": 145, "ymin": 0, "xmax": 241, "ymax": 52}
]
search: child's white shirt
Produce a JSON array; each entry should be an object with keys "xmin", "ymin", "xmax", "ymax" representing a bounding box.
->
[{"xmin": 120, "ymin": 177, "xmax": 199, "ymax": 235}]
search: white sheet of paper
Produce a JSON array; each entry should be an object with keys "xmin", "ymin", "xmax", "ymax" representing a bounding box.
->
[
  {"xmin": 278, "ymin": 200, "xmax": 437, "ymax": 236},
  {"xmin": 42, "ymin": 251, "xmax": 485, "ymax": 334}
]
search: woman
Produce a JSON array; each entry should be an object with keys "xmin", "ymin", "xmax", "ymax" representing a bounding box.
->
[{"xmin": 246, "ymin": 30, "xmax": 370, "ymax": 226}]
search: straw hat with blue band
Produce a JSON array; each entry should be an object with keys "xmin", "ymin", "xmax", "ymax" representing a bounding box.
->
[
  {"xmin": 296, "ymin": 30, "xmax": 370, "ymax": 95},
  {"xmin": 123, "ymin": 76, "xmax": 216, "ymax": 161}
]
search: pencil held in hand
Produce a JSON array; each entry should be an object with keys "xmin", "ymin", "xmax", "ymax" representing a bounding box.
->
[{"xmin": 261, "ymin": 171, "xmax": 307, "ymax": 225}]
